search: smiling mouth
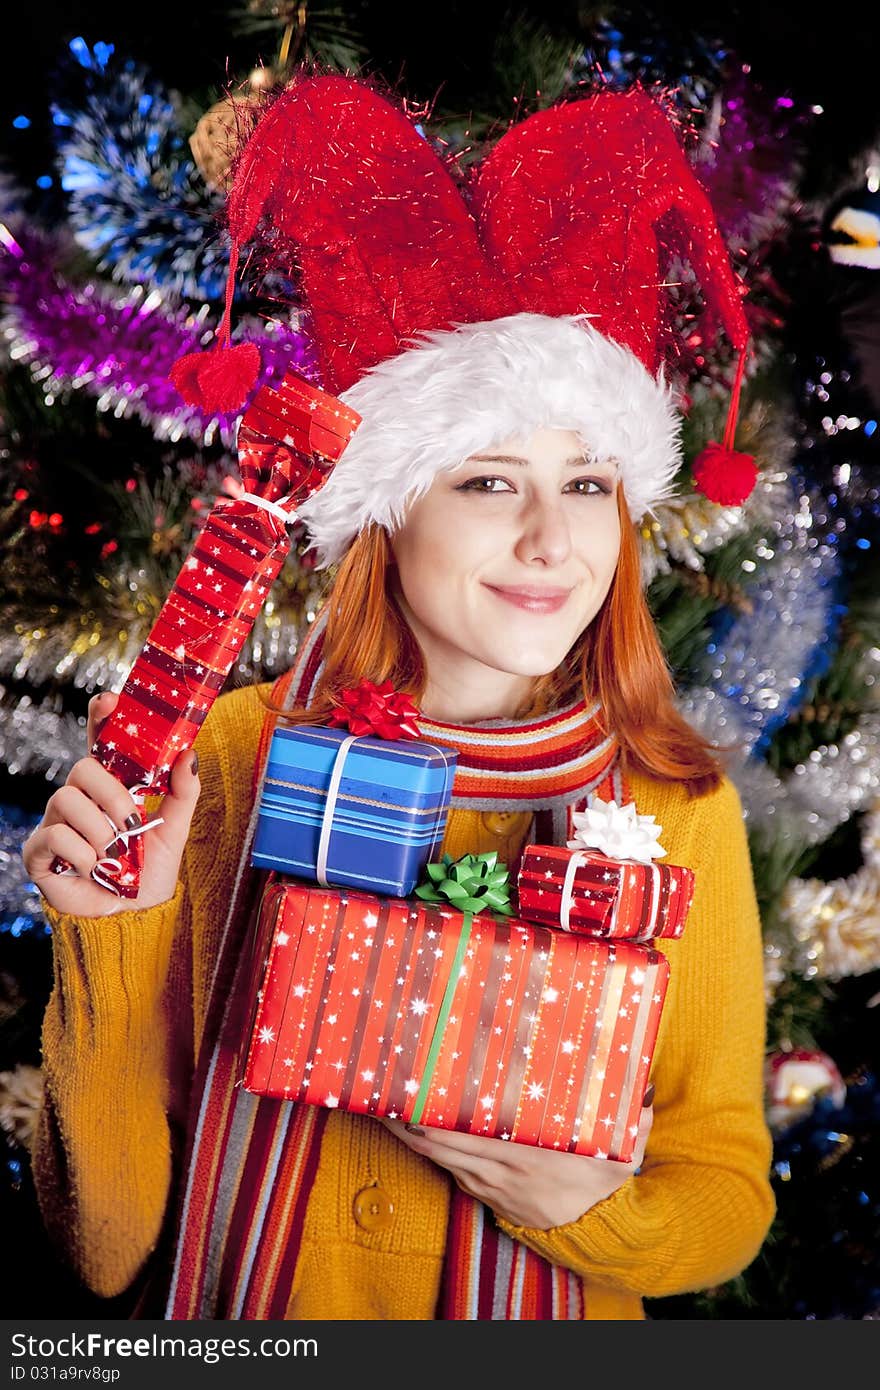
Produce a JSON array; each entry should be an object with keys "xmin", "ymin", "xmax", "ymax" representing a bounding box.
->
[{"xmin": 484, "ymin": 584, "xmax": 572, "ymax": 614}]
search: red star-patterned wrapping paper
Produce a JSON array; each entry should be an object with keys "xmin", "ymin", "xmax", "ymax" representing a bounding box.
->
[
  {"xmin": 517, "ymin": 845, "xmax": 694, "ymax": 943},
  {"xmin": 67, "ymin": 373, "xmax": 360, "ymax": 898},
  {"xmin": 241, "ymin": 879, "xmax": 669, "ymax": 1161},
  {"xmin": 92, "ymin": 499, "xmax": 290, "ymax": 797}
]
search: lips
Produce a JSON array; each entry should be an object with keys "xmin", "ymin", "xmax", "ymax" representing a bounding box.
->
[{"xmin": 484, "ymin": 583, "xmax": 572, "ymax": 614}]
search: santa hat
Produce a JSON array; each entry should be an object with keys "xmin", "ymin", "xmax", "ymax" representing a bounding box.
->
[{"xmin": 172, "ymin": 73, "xmax": 756, "ymax": 566}]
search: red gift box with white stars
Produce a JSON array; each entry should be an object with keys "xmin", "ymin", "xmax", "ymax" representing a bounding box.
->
[
  {"xmin": 241, "ymin": 878, "xmax": 669, "ymax": 1161},
  {"xmin": 517, "ymin": 844, "xmax": 694, "ymax": 943}
]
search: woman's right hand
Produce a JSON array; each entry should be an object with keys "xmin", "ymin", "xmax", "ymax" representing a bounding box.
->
[{"xmin": 22, "ymin": 692, "xmax": 202, "ymax": 917}]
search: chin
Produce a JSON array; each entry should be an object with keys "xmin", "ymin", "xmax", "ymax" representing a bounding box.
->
[{"xmin": 484, "ymin": 642, "xmax": 573, "ymax": 679}]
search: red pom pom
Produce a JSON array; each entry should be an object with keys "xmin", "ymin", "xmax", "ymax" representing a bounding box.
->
[
  {"xmin": 692, "ymin": 442, "xmax": 758, "ymax": 506},
  {"xmin": 169, "ymin": 342, "xmax": 261, "ymax": 414}
]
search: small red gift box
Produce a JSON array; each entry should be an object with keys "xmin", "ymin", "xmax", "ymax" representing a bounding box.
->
[
  {"xmin": 517, "ymin": 843, "xmax": 694, "ymax": 943},
  {"xmin": 241, "ymin": 878, "xmax": 669, "ymax": 1161}
]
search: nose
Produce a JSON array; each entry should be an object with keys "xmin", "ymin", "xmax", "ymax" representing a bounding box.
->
[{"xmin": 514, "ymin": 494, "xmax": 573, "ymax": 567}]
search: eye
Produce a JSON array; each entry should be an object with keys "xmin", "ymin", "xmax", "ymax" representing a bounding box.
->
[
  {"xmin": 455, "ymin": 475, "xmax": 515, "ymax": 494},
  {"xmin": 564, "ymin": 476, "xmax": 614, "ymax": 496}
]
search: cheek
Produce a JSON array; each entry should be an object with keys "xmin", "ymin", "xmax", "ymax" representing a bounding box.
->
[
  {"xmin": 393, "ymin": 518, "xmax": 444, "ymax": 591},
  {"xmin": 581, "ymin": 515, "xmax": 621, "ymax": 584},
  {"xmin": 393, "ymin": 505, "xmax": 489, "ymax": 591}
]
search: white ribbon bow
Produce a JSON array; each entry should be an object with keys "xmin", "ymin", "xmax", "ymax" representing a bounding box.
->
[{"xmin": 567, "ymin": 797, "xmax": 666, "ymax": 863}]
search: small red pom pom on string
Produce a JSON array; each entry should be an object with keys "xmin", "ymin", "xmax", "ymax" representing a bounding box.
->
[
  {"xmin": 169, "ymin": 342, "xmax": 261, "ymax": 414},
  {"xmin": 692, "ymin": 441, "xmax": 758, "ymax": 506},
  {"xmin": 691, "ymin": 344, "xmax": 757, "ymax": 507},
  {"xmin": 168, "ymin": 240, "xmax": 261, "ymax": 415}
]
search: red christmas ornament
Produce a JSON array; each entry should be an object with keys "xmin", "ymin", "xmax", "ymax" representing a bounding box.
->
[
  {"xmin": 328, "ymin": 680, "xmax": 422, "ymax": 740},
  {"xmin": 765, "ymin": 1048, "xmax": 846, "ymax": 1133}
]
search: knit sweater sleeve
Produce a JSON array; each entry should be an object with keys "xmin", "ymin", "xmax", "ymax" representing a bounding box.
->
[
  {"xmin": 494, "ymin": 773, "xmax": 776, "ymax": 1297},
  {"xmin": 31, "ymin": 692, "xmax": 256, "ymax": 1300}
]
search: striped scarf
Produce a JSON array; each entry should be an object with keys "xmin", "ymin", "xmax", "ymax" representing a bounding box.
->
[{"xmin": 166, "ymin": 613, "xmax": 626, "ymax": 1320}]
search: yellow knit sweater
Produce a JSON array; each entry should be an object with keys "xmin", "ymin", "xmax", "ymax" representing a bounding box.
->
[{"xmin": 33, "ymin": 682, "xmax": 775, "ymax": 1320}]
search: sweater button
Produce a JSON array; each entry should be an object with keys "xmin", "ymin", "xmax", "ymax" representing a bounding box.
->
[
  {"xmin": 481, "ymin": 810, "xmax": 520, "ymax": 836},
  {"xmin": 353, "ymin": 1184, "xmax": 395, "ymax": 1231}
]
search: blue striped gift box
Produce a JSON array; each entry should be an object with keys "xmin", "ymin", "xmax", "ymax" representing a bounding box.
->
[{"xmin": 251, "ymin": 724, "xmax": 458, "ymax": 895}]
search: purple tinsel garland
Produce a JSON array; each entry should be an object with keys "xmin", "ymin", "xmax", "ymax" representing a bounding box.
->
[
  {"xmin": 0, "ymin": 225, "xmax": 319, "ymax": 445},
  {"xmin": 694, "ymin": 67, "xmax": 814, "ymax": 250}
]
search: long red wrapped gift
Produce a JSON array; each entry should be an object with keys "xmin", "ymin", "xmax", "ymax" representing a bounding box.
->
[
  {"xmin": 52, "ymin": 373, "xmax": 360, "ymax": 897},
  {"xmin": 241, "ymin": 876, "xmax": 669, "ymax": 1162}
]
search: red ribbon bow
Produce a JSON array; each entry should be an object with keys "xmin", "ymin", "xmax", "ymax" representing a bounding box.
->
[{"xmin": 328, "ymin": 680, "xmax": 421, "ymax": 740}]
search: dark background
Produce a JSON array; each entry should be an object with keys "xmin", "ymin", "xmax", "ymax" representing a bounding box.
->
[{"xmin": 3, "ymin": 2, "xmax": 879, "ymax": 198}]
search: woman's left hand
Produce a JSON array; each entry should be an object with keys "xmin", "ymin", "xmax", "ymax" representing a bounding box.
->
[{"xmin": 380, "ymin": 1102, "xmax": 652, "ymax": 1229}]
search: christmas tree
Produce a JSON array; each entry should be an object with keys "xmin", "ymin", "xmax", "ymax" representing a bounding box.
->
[{"xmin": 1, "ymin": 2, "xmax": 878, "ymax": 1318}]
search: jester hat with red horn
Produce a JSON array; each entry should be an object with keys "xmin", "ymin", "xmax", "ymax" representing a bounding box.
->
[{"xmin": 172, "ymin": 73, "xmax": 754, "ymax": 565}]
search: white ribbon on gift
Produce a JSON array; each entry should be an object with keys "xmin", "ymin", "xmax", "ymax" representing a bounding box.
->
[
  {"xmin": 221, "ymin": 475, "xmax": 299, "ymax": 527},
  {"xmin": 315, "ymin": 733, "xmax": 358, "ymax": 887},
  {"xmin": 557, "ymin": 847, "xmax": 663, "ymax": 937},
  {"xmin": 313, "ymin": 731, "xmax": 455, "ymax": 890},
  {"xmin": 233, "ymin": 490, "xmax": 296, "ymax": 527},
  {"xmin": 91, "ymin": 811, "xmax": 166, "ymax": 895},
  {"xmin": 53, "ymin": 803, "xmax": 165, "ymax": 897}
]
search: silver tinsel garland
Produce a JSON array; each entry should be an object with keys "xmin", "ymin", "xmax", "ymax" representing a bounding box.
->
[
  {"xmin": 0, "ymin": 684, "xmax": 86, "ymax": 784},
  {"xmin": 771, "ymin": 798, "xmax": 880, "ymax": 986}
]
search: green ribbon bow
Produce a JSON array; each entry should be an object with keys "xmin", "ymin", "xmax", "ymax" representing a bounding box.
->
[{"xmin": 415, "ymin": 851, "xmax": 513, "ymax": 916}]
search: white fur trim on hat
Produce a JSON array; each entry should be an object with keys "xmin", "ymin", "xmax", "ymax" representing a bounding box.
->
[{"xmin": 297, "ymin": 312, "xmax": 682, "ymax": 566}]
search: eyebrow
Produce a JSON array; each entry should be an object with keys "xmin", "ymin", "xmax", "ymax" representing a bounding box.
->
[{"xmin": 466, "ymin": 453, "xmax": 614, "ymax": 470}]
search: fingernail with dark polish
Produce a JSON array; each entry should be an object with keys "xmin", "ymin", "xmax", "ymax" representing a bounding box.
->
[
  {"xmin": 191, "ymin": 752, "xmax": 199, "ymax": 775},
  {"xmin": 405, "ymin": 1123, "xmax": 425, "ymax": 1137},
  {"xmin": 642, "ymin": 1083, "xmax": 655, "ymax": 1107},
  {"xmin": 124, "ymin": 812, "xmax": 142, "ymax": 831}
]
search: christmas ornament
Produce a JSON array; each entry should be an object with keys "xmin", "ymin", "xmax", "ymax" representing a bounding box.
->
[
  {"xmin": 189, "ymin": 88, "xmax": 264, "ymax": 193},
  {"xmin": 765, "ymin": 1048, "xmax": 846, "ymax": 1132},
  {"xmin": 821, "ymin": 181, "xmax": 880, "ymax": 411}
]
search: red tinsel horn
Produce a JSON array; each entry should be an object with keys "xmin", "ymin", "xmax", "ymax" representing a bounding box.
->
[
  {"xmin": 168, "ymin": 239, "xmax": 261, "ymax": 415},
  {"xmin": 691, "ymin": 345, "xmax": 757, "ymax": 506}
]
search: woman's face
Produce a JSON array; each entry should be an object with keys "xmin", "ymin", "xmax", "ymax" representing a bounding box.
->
[{"xmin": 389, "ymin": 427, "xmax": 621, "ymax": 721}]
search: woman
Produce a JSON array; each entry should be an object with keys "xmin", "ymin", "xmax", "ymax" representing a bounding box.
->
[{"xmin": 22, "ymin": 74, "xmax": 775, "ymax": 1320}]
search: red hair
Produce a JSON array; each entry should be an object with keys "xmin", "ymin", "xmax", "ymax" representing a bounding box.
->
[{"xmin": 264, "ymin": 491, "xmax": 723, "ymax": 794}]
